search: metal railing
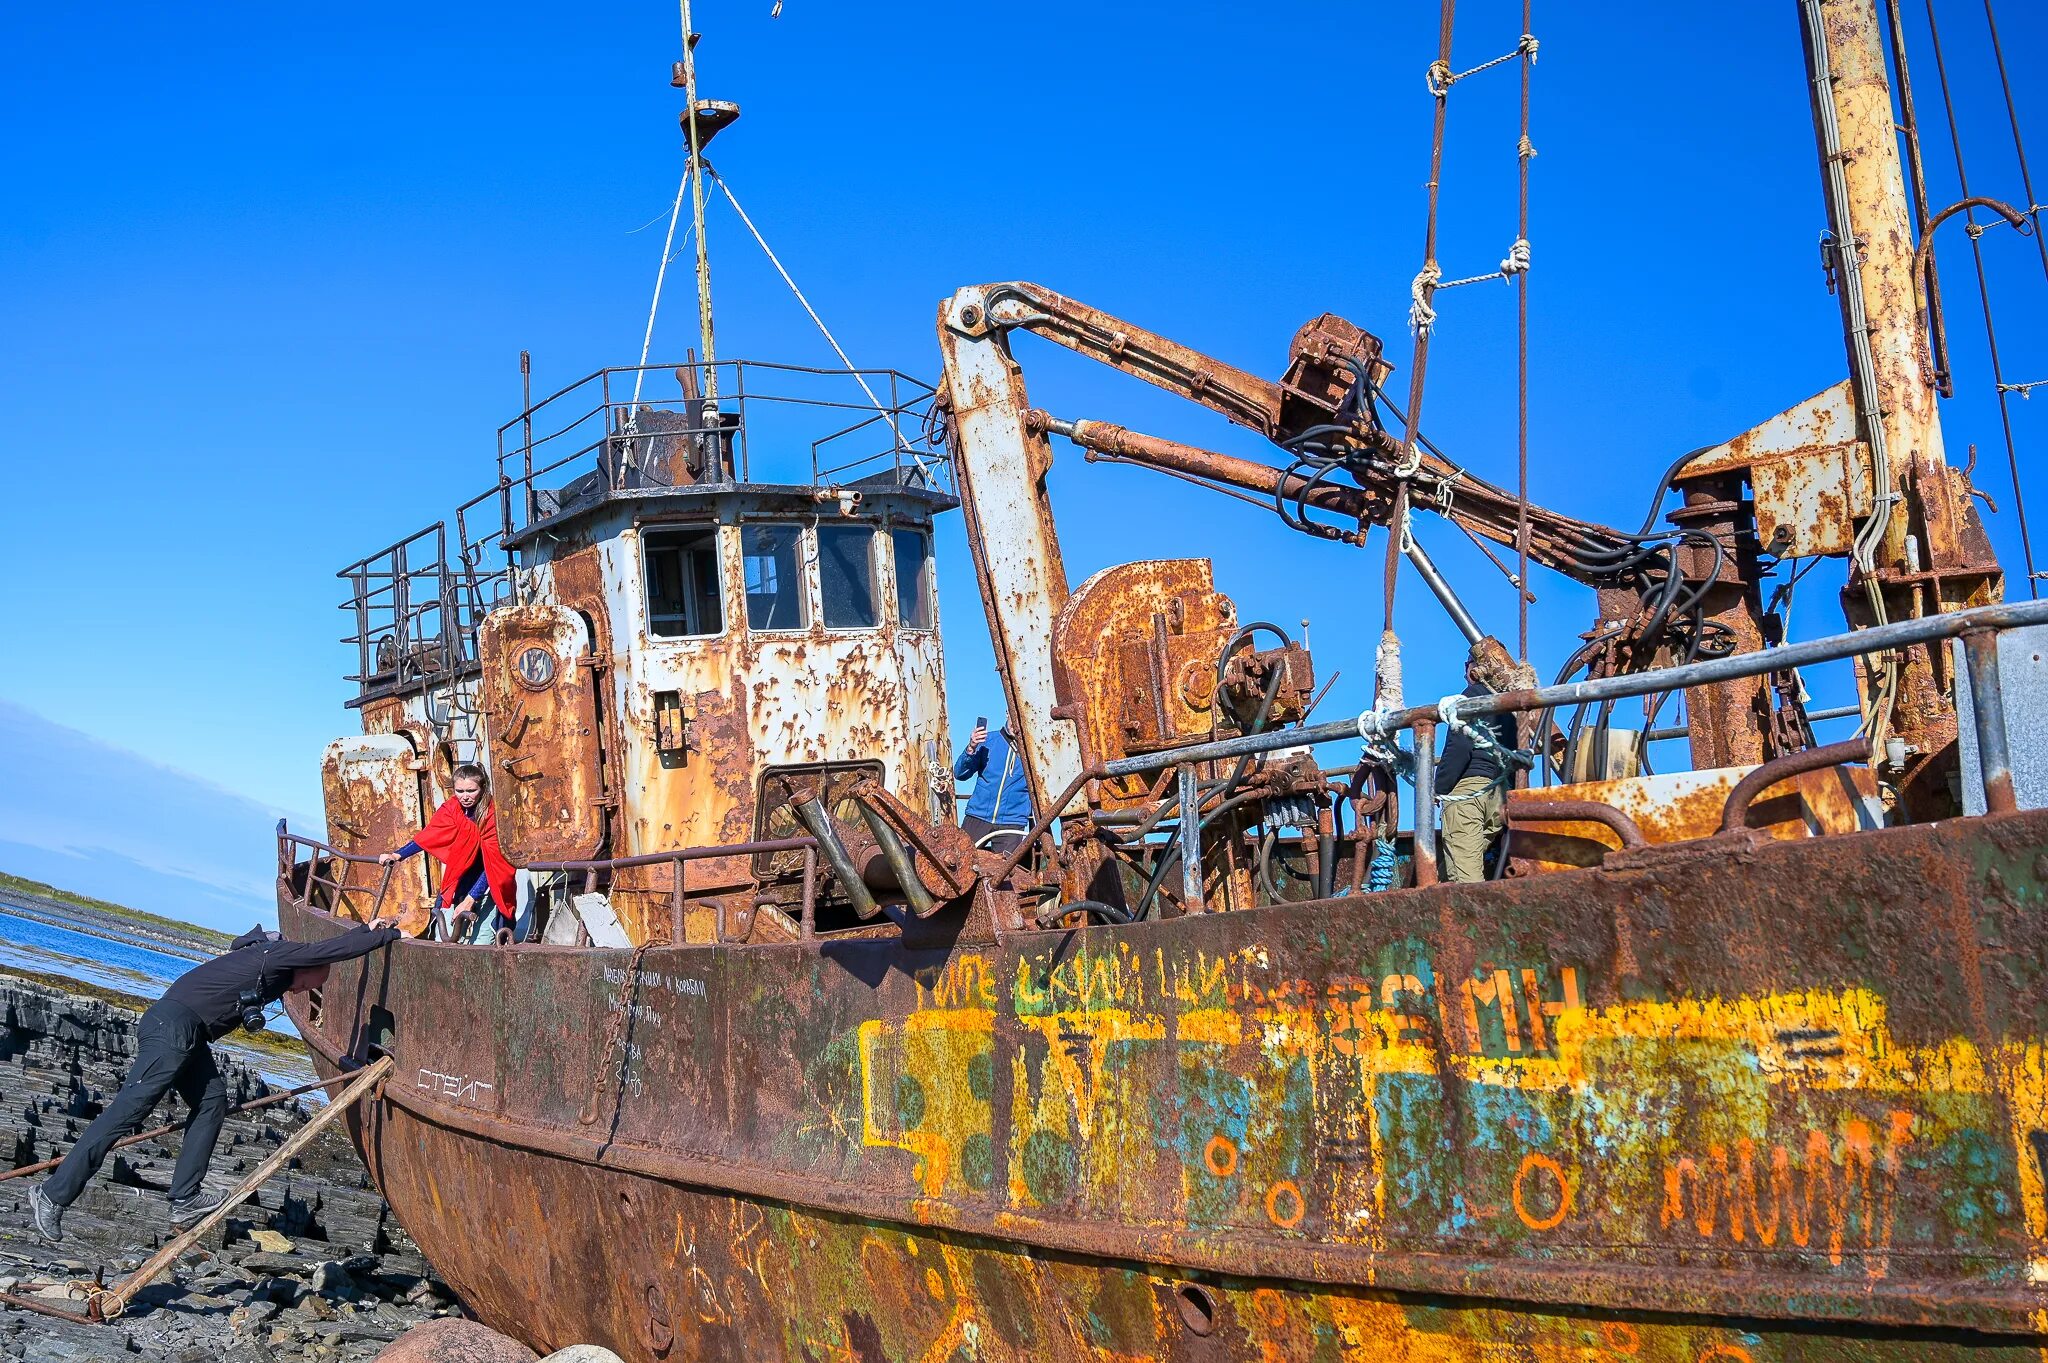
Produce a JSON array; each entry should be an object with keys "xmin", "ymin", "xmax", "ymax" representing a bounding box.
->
[
  {"xmin": 277, "ymin": 822, "xmax": 395, "ymax": 923},
  {"xmin": 335, "ymin": 359, "xmax": 943, "ymax": 693},
  {"xmin": 525, "ymin": 836, "xmax": 823, "ymax": 943},
  {"xmin": 337, "ymin": 521, "xmax": 511, "ymax": 703},
  {"xmin": 1052, "ymin": 597, "xmax": 2048, "ymax": 880},
  {"xmin": 490, "ymin": 361, "xmax": 947, "ymax": 545}
]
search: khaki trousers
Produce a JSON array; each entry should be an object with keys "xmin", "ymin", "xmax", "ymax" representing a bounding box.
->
[{"xmin": 1439, "ymin": 774, "xmax": 1505, "ymax": 883}]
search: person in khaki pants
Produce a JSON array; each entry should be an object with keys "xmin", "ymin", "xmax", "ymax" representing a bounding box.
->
[{"xmin": 1435, "ymin": 640, "xmax": 1523, "ymax": 882}]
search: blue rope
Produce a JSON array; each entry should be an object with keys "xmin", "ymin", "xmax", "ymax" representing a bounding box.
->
[{"xmin": 1368, "ymin": 838, "xmax": 1400, "ymax": 893}]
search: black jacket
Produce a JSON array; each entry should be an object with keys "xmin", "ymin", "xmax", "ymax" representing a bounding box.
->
[
  {"xmin": 1434, "ymin": 682, "xmax": 1517, "ymax": 796},
  {"xmin": 161, "ymin": 924, "xmax": 399, "ymax": 1039}
]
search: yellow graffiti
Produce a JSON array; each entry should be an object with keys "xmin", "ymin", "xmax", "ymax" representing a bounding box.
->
[
  {"xmin": 857, "ymin": 953, "xmax": 2048, "ymax": 1283},
  {"xmin": 858, "ymin": 1009, "xmax": 993, "ymax": 1198}
]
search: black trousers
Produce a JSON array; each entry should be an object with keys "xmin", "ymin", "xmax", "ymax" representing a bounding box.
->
[
  {"xmin": 961, "ymin": 815, "xmax": 1026, "ymax": 855},
  {"xmin": 45, "ymin": 999, "xmax": 226, "ymax": 1207}
]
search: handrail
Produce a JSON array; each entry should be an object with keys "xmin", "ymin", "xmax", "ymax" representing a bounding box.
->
[
  {"xmin": 1506, "ymin": 796, "xmax": 1648, "ymax": 850},
  {"xmin": 278, "ymin": 823, "xmax": 382, "ymax": 865},
  {"xmin": 1099, "ymin": 597, "xmax": 2048, "ymax": 779},
  {"xmin": 525, "ymin": 835, "xmax": 817, "ymax": 872},
  {"xmin": 1719, "ymin": 739, "xmax": 1869, "ymax": 833}
]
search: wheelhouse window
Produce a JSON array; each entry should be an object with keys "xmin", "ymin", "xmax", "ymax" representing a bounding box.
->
[
  {"xmin": 818, "ymin": 524, "xmax": 879, "ymax": 629},
  {"xmin": 891, "ymin": 527, "xmax": 933, "ymax": 629},
  {"xmin": 741, "ymin": 523, "xmax": 807, "ymax": 630},
  {"xmin": 644, "ymin": 527, "xmax": 723, "ymax": 638}
]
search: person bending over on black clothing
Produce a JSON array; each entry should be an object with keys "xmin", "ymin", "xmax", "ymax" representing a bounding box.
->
[{"xmin": 29, "ymin": 918, "xmax": 400, "ymax": 1243}]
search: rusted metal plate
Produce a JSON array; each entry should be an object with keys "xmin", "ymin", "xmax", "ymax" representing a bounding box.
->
[
  {"xmin": 320, "ymin": 734, "xmax": 434, "ymax": 931},
  {"xmin": 1051, "ymin": 560, "xmax": 1235, "ymax": 806},
  {"xmin": 1512, "ymin": 763, "xmax": 1880, "ymax": 870},
  {"xmin": 287, "ymin": 806, "xmax": 2048, "ymax": 1355},
  {"xmin": 479, "ymin": 603, "xmax": 607, "ymax": 864},
  {"xmin": 1681, "ymin": 382, "xmax": 1869, "ymax": 559}
]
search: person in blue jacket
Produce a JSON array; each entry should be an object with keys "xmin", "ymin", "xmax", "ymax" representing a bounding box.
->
[{"xmin": 954, "ymin": 717, "xmax": 1033, "ymax": 852}]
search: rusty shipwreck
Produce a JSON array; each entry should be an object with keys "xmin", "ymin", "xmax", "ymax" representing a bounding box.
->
[{"xmin": 279, "ymin": 1, "xmax": 2048, "ymax": 1359}]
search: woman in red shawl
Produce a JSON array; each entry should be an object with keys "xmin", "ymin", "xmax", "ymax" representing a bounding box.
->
[{"xmin": 379, "ymin": 763, "xmax": 520, "ymax": 940}]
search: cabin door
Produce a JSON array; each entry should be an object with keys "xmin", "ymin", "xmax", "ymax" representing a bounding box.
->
[
  {"xmin": 320, "ymin": 734, "xmax": 435, "ymax": 933},
  {"xmin": 478, "ymin": 603, "xmax": 608, "ymax": 863}
]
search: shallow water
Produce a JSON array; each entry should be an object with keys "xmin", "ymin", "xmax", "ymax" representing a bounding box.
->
[
  {"xmin": 0, "ymin": 906, "xmax": 193, "ymax": 994},
  {"xmin": 0, "ymin": 902, "xmax": 315, "ymax": 1089}
]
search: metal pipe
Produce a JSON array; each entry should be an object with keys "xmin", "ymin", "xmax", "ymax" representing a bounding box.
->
[
  {"xmin": 1411, "ymin": 718, "xmax": 1438, "ymax": 887},
  {"xmin": 524, "ymin": 835, "xmax": 816, "ymax": 873},
  {"xmin": 1642, "ymin": 702, "xmax": 1861, "ymax": 744},
  {"xmin": 1403, "ymin": 530, "xmax": 1485, "ymax": 644},
  {"xmin": 1505, "ymin": 796, "xmax": 1648, "ymax": 850},
  {"xmin": 1963, "ymin": 628, "xmax": 2018, "ymax": 813},
  {"xmin": 1175, "ymin": 764, "xmax": 1206, "ymax": 910},
  {"xmin": 987, "ymin": 765, "xmax": 1103, "ymax": 886},
  {"xmin": 791, "ymin": 799, "xmax": 879, "ymax": 920},
  {"xmin": 1097, "ymin": 597, "xmax": 2048, "ymax": 781},
  {"xmin": 1719, "ymin": 739, "xmax": 1869, "ymax": 834},
  {"xmin": 858, "ymin": 803, "xmax": 937, "ymax": 917}
]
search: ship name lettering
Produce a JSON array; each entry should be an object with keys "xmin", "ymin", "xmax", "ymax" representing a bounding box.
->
[{"xmin": 416, "ymin": 1068, "xmax": 494, "ymax": 1105}]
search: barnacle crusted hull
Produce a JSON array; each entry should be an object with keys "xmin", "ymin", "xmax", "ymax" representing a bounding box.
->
[{"xmin": 281, "ymin": 806, "xmax": 2048, "ymax": 1360}]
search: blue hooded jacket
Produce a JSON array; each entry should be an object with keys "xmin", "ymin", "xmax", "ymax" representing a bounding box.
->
[{"xmin": 954, "ymin": 726, "xmax": 1033, "ymax": 827}]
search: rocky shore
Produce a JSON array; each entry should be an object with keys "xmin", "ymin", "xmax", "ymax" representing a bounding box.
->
[{"xmin": 0, "ymin": 974, "xmax": 458, "ymax": 1361}]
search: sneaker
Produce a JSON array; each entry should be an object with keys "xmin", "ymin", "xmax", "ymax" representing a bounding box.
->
[
  {"xmin": 167, "ymin": 1190, "xmax": 227, "ymax": 1229},
  {"xmin": 29, "ymin": 1184, "xmax": 64, "ymax": 1244}
]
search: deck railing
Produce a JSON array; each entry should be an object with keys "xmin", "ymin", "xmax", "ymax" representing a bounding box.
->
[{"xmin": 291, "ymin": 599, "xmax": 2048, "ymax": 939}]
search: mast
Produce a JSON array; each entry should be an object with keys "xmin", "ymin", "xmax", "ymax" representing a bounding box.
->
[
  {"xmin": 678, "ymin": 0, "xmax": 720, "ymax": 405},
  {"xmin": 1797, "ymin": 0, "xmax": 2002, "ymax": 816}
]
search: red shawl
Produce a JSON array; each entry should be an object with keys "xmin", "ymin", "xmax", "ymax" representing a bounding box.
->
[{"xmin": 413, "ymin": 798, "xmax": 519, "ymax": 923}]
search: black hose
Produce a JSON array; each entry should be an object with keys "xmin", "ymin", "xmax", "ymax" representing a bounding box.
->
[
  {"xmin": 1131, "ymin": 788, "xmax": 1270, "ymax": 919},
  {"xmin": 1637, "ymin": 444, "xmax": 1717, "ymax": 536},
  {"xmin": 1039, "ymin": 899, "xmax": 1133, "ymax": 927}
]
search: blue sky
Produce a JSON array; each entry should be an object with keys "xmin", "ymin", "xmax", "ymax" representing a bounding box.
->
[{"xmin": 4, "ymin": 0, "xmax": 2046, "ymax": 840}]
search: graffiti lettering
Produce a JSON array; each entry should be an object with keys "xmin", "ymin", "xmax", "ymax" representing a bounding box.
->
[
  {"xmin": 914, "ymin": 954, "xmax": 997, "ymax": 1011},
  {"xmin": 1660, "ymin": 1111, "xmax": 1915, "ymax": 1270},
  {"xmin": 416, "ymin": 1068, "xmax": 493, "ymax": 1105}
]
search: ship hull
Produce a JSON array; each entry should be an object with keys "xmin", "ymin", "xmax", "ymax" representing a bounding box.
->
[{"xmin": 282, "ymin": 808, "xmax": 2048, "ymax": 1359}]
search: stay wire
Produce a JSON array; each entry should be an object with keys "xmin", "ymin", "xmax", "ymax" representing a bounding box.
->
[
  {"xmin": 1922, "ymin": 0, "xmax": 2041, "ymax": 594},
  {"xmin": 1385, "ymin": 0, "xmax": 1460, "ymax": 645},
  {"xmin": 1979, "ymin": 0, "xmax": 2048, "ymax": 285},
  {"xmin": 705, "ymin": 166, "xmax": 926, "ymax": 475}
]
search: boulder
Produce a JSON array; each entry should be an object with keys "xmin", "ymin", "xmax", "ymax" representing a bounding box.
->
[
  {"xmin": 374, "ymin": 1317, "xmax": 541, "ymax": 1363},
  {"xmin": 539, "ymin": 1348, "xmax": 626, "ymax": 1363}
]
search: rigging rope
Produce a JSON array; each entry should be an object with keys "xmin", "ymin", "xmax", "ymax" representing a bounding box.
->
[
  {"xmin": 1921, "ymin": 0, "xmax": 2041, "ymax": 595},
  {"xmin": 706, "ymin": 168, "xmax": 931, "ymax": 479},
  {"xmin": 631, "ymin": 164, "xmax": 695, "ymax": 412},
  {"xmin": 1391, "ymin": 1, "xmax": 1539, "ymax": 699},
  {"xmin": 1426, "ymin": 33, "xmax": 1538, "ymax": 96}
]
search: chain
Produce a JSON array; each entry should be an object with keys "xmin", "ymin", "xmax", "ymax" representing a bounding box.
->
[{"xmin": 579, "ymin": 939, "xmax": 655, "ymax": 1126}]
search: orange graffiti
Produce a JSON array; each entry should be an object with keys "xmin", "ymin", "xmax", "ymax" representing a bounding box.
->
[
  {"xmin": 1511, "ymin": 1153, "xmax": 1573, "ymax": 1232},
  {"xmin": 1660, "ymin": 1111, "xmax": 1914, "ymax": 1269},
  {"xmin": 1264, "ymin": 1180, "xmax": 1306, "ymax": 1229},
  {"xmin": 1696, "ymin": 1347, "xmax": 1753, "ymax": 1363},
  {"xmin": 1203, "ymin": 1134, "xmax": 1239, "ymax": 1178},
  {"xmin": 1600, "ymin": 1321, "xmax": 1641, "ymax": 1354}
]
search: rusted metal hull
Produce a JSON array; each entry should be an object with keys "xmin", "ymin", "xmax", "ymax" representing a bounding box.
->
[{"xmin": 283, "ymin": 807, "xmax": 2048, "ymax": 1359}]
